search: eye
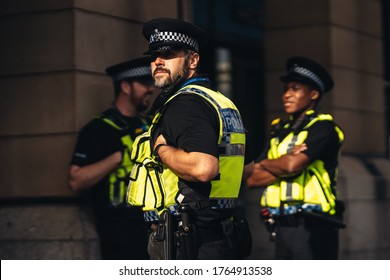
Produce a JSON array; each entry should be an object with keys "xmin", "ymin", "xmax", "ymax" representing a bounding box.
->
[
  {"xmin": 151, "ymin": 50, "xmax": 176, "ymax": 61},
  {"xmin": 162, "ymin": 50, "xmax": 176, "ymax": 58}
]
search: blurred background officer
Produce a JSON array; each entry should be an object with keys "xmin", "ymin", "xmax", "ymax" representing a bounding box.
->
[
  {"xmin": 246, "ymin": 56, "xmax": 345, "ymax": 260},
  {"xmin": 128, "ymin": 18, "xmax": 253, "ymax": 260},
  {"xmin": 68, "ymin": 57, "xmax": 155, "ymax": 260}
]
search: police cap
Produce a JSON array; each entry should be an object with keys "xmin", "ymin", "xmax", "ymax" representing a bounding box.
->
[
  {"xmin": 105, "ymin": 57, "xmax": 152, "ymax": 83},
  {"xmin": 142, "ymin": 18, "xmax": 207, "ymax": 55},
  {"xmin": 280, "ymin": 56, "xmax": 334, "ymax": 93}
]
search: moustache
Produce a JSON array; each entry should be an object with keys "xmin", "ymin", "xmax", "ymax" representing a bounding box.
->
[{"xmin": 153, "ymin": 67, "xmax": 170, "ymax": 76}]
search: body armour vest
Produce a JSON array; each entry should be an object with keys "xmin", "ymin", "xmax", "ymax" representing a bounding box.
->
[
  {"xmin": 127, "ymin": 84, "xmax": 246, "ymax": 214},
  {"xmin": 261, "ymin": 111, "xmax": 344, "ymax": 215},
  {"xmin": 99, "ymin": 112, "xmax": 149, "ymax": 207}
]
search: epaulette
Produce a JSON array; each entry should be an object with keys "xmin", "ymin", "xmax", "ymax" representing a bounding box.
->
[
  {"xmin": 271, "ymin": 118, "xmax": 281, "ymax": 126},
  {"xmin": 270, "ymin": 117, "xmax": 286, "ymax": 137},
  {"xmin": 96, "ymin": 108, "xmax": 129, "ymax": 131}
]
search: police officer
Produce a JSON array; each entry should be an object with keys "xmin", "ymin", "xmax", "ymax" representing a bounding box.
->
[
  {"xmin": 127, "ymin": 18, "xmax": 254, "ymax": 260},
  {"xmin": 68, "ymin": 57, "xmax": 155, "ymax": 260},
  {"xmin": 246, "ymin": 56, "xmax": 345, "ymax": 260}
]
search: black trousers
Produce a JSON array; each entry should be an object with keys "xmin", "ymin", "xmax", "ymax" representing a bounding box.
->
[
  {"xmin": 175, "ymin": 224, "xmax": 238, "ymax": 260},
  {"xmin": 97, "ymin": 219, "xmax": 149, "ymax": 260},
  {"xmin": 274, "ymin": 215, "xmax": 339, "ymax": 260},
  {"xmin": 176, "ymin": 237, "xmax": 237, "ymax": 260}
]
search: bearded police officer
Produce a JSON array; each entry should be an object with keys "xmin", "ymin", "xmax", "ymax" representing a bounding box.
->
[
  {"xmin": 246, "ymin": 56, "xmax": 345, "ymax": 260},
  {"xmin": 69, "ymin": 57, "xmax": 155, "ymax": 260},
  {"xmin": 127, "ymin": 18, "xmax": 254, "ymax": 260}
]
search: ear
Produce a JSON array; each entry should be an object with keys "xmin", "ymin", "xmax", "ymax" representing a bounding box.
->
[
  {"xmin": 120, "ymin": 81, "xmax": 131, "ymax": 95},
  {"xmin": 189, "ymin": 52, "xmax": 200, "ymax": 70},
  {"xmin": 310, "ymin": 89, "xmax": 320, "ymax": 101}
]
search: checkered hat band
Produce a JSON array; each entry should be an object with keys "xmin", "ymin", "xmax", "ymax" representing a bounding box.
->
[
  {"xmin": 150, "ymin": 31, "xmax": 199, "ymax": 51},
  {"xmin": 112, "ymin": 66, "xmax": 151, "ymax": 82},
  {"xmin": 291, "ymin": 65, "xmax": 325, "ymax": 92}
]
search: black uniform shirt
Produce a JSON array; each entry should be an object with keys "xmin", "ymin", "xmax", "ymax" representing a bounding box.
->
[
  {"xmin": 70, "ymin": 107, "xmax": 149, "ymax": 220},
  {"xmin": 153, "ymin": 77, "xmax": 252, "ymax": 202}
]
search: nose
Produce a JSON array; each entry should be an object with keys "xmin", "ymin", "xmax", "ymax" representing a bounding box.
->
[
  {"xmin": 282, "ymin": 89, "xmax": 292, "ymax": 102},
  {"xmin": 152, "ymin": 55, "xmax": 164, "ymax": 66},
  {"xmin": 283, "ymin": 88, "xmax": 292, "ymax": 97}
]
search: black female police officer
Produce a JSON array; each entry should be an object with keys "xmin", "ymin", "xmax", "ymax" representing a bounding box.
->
[{"xmin": 247, "ymin": 56, "xmax": 345, "ymax": 260}]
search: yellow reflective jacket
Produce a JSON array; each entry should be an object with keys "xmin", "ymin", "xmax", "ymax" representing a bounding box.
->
[
  {"xmin": 126, "ymin": 130, "xmax": 178, "ymax": 213},
  {"xmin": 127, "ymin": 84, "xmax": 246, "ymax": 214},
  {"xmin": 99, "ymin": 113, "xmax": 149, "ymax": 207},
  {"xmin": 261, "ymin": 110, "xmax": 344, "ymax": 215}
]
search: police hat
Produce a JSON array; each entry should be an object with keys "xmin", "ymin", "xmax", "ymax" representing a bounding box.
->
[
  {"xmin": 280, "ymin": 56, "xmax": 334, "ymax": 93},
  {"xmin": 105, "ymin": 57, "xmax": 152, "ymax": 83},
  {"xmin": 142, "ymin": 18, "xmax": 207, "ymax": 54}
]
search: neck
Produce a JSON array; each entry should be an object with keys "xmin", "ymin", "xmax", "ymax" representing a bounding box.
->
[
  {"xmin": 290, "ymin": 107, "xmax": 315, "ymax": 130},
  {"xmin": 114, "ymin": 97, "xmax": 136, "ymax": 117}
]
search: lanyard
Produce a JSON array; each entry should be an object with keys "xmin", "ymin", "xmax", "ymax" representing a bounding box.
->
[{"xmin": 182, "ymin": 77, "xmax": 210, "ymax": 87}]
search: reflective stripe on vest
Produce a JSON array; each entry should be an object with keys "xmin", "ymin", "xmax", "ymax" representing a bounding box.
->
[{"xmin": 261, "ymin": 113, "xmax": 344, "ymax": 215}]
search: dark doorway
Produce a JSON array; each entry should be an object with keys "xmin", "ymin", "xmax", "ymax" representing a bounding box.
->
[{"xmin": 192, "ymin": 0, "xmax": 266, "ymax": 157}]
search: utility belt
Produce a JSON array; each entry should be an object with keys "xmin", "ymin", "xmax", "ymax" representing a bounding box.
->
[
  {"xmin": 143, "ymin": 198, "xmax": 238, "ymax": 222},
  {"xmin": 273, "ymin": 212, "xmax": 346, "ymax": 228},
  {"xmin": 147, "ymin": 199, "xmax": 251, "ymax": 260},
  {"xmin": 274, "ymin": 213, "xmax": 304, "ymax": 227},
  {"xmin": 261, "ymin": 203, "xmax": 345, "ymax": 241},
  {"xmin": 268, "ymin": 203, "xmax": 322, "ymax": 216},
  {"xmin": 144, "ymin": 204, "xmax": 179, "ymax": 222}
]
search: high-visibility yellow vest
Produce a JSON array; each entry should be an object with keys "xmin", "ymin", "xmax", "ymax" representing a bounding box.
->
[
  {"xmin": 261, "ymin": 111, "xmax": 344, "ymax": 215},
  {"xmin": 99, "ymin": 113, "xmax": 149, "ymax": 207},
  {"xmin": 127, "ymin": 84, "xmax": 246, "ymax": 214},
  {"xmin": 127, "ymin": 130, "xmax": 179, "ymax": 213}
]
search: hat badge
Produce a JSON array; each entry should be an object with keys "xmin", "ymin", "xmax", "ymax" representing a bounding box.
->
[{"xmin": 153, "ymin": 28, "xmax": 161, "ymax": 40}]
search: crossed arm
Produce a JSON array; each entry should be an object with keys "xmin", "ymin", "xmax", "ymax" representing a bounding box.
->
[
  {"xmin": 154, "ymin": 134, "xmax": 218, "ymax": 182},
  {"xmin": 246, "ymin": 144, "xmax": 309, "ymax": 188},
  {"xmin": 154, "ymin": 134, "xmax": 253, "ymax": 183}
]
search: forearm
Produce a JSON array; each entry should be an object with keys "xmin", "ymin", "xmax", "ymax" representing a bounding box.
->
[
  {"xmin": 242, "ymin": 161, "xmax": 254, "ymax": 182},
  {"xmin": 246, "ymin": 162, "xmax": 277, "ymax": 188},
  {"xmin": 247, "ymin": 144, "xmax": 309, "ymax": 187},
  {"xmin": 157, "ymin": 145, "xmax": 219, "ymax": 182},
  {"xmin": 260, "ymin": 153, "xmax": 307, "ymax": 177},
  {"xmin": 68, "ymin": 151, "xmax": 122, "ymax": 191}
]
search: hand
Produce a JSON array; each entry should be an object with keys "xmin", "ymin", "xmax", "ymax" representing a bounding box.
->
[{"xmin": 289, "ymin": 143, "xmax": 307, "ymax": 155}]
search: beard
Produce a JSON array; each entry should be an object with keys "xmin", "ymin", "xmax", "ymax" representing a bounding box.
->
[
  {"xmin": 153, "ymin": 60, "xmax": 190, "ymax": 89},
  {"xmin": 133, "ymin": 96, "xmax": 149, "ymax": 112},
  {"xmin": 129, "ymin": 84, "xmax": 151, "ymax": 113}
]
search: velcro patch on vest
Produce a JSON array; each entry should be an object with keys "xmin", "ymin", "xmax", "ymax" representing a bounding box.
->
[{"xmin": 221, "ymin": 108, "xmax": 245, "ymax": 135}]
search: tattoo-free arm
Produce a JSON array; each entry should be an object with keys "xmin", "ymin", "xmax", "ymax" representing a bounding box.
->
[
  {"xmin": 68, "ymin": 151, "xmax": 122, "ymax": 191},
  {"xmin": 246, "ymin": 162, "xmax": 277, "ymax": 188},
  {"xmin": 246, "ymin": 144, "xmax": 309, "ymax": 188},
  {"xmin": 154, "ymin": 134, "xmax": 219, "ymax": 182},
  {"xmin": 242, "ymin": 161, "xmax": 254, "ymax": 182}
]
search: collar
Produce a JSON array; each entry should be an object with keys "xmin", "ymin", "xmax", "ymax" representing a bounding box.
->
[
  {"xmin": 181, "ymin": 76, "xmax": 210, "ymax": 87},
  {"xmin": 288, "ymin": 109, "xmax": 317, "ymax": 131},
  {"xmin": 147, "ymin": 74, "xmax": 211, "ymax": 116}
]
